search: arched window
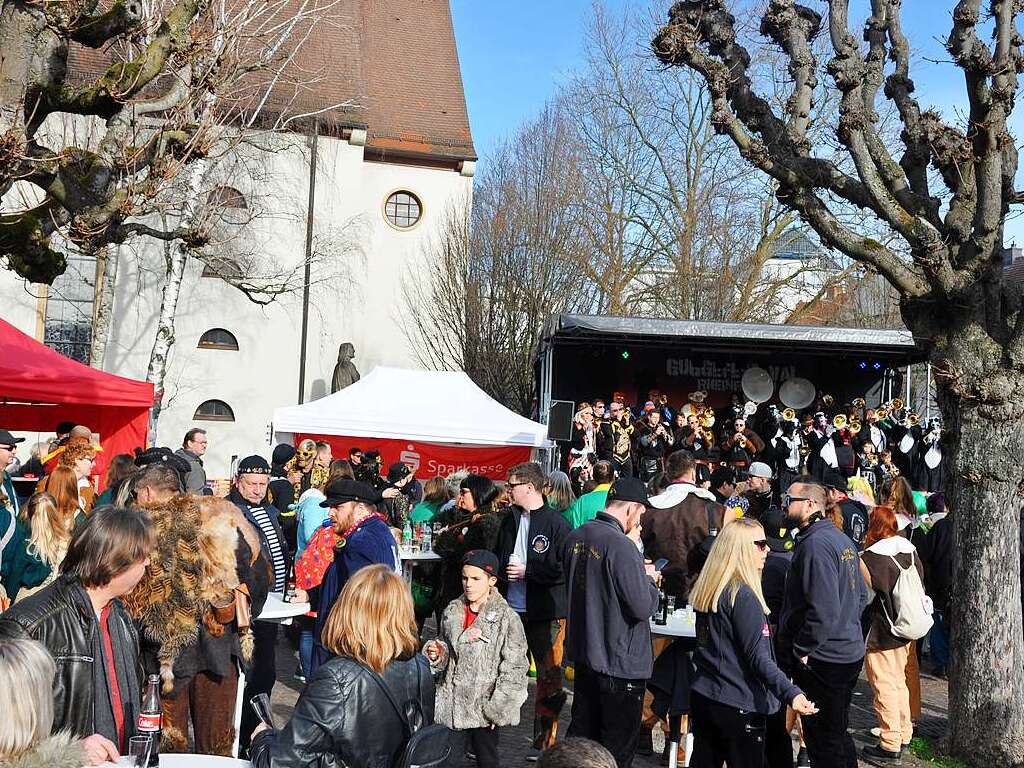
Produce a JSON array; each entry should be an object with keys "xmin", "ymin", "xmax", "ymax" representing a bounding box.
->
[
  {"xmin": 194, "ymin": 399, "xmax": 235, "ymax": 422},
  {"xmin": 207, "ymin": 185, "xmax": 248, "ymax": 209},
  {"xmin": 383, "ymin": 190, "xmax": 422, "ymax": 229},
  {"xmin": 197, "ymin": 328, "xmax": 239, "ymax": 350}
]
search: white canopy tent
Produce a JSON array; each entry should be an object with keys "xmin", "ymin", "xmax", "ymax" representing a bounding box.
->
[{"xmin": 273, "ymin": 366, "xmax": 552, "ymax": 448}]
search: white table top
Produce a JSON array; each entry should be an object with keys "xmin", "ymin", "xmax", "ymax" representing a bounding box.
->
[
  {"xmin": 257, "ymin": 592, "xmax": 310, "ymax": 621},
  {"xmin": 650, "ymin": 610, "xmax": 697, "ymax": 638},
  {"xmin": 399, "ymin": 549, "xmax": 441, "ymax": 561}
]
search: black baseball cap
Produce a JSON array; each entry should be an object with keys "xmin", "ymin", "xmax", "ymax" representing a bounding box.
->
[
  {"xmin": 821, "ymin": 468, "xmax": 848, "ymax": 492},
  {"xmin": 606, "ymin": 476, "xmax": 649, "ymax": 505},
  {"xmin": 319, "ymin": 479, "xmax": 382, "ymax": 507},
  {"xmin": 761, "ymin": 506, "xmax": 796, "ymax": 553},
  {"xmin": 0, "ymin": 430, "xmax": 25, "ymax": 448},
  {"xmin": 387, "ymin": 461, "xmax": 411, "ymax": 482},
  {"xmin": 463, "ymin": 549, "xmax": 500, "ymax": 577}
]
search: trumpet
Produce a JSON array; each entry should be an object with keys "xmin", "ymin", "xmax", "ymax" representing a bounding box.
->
[
  {"xmin": 736, "ymin": 434, "xmax": 749, "ymax": 449},
  {"xmin": 907, "ymin": 412, "xmax": 920, "ymax": 426},
  {"xmin": 890, "ymin": 397, "xmax": 904, "ymax": 411},
  {"xmin": 703, "ymin": 428, "xmax": 715, "ymax": 443},
  {"xmin": 833, "ymin": 414, "xmax": 847, "ymax": 429},
  {"xmin": 782, "ymin": 407, "xmax": 796, "ymax": 421},
  {"xmin": 876, "ymin": 407, "xmax": 889, "ymax": 421},
  {"xmin": 822, "ymin": 394, "xmax": 835, "ymax": 408},
  {"xmin": 849, "ymin": 419, "xmax": 862, "ymax": 436},
  {"xmin": 852, "ymin": 397, "xmax": 866, "ymax": 410}
]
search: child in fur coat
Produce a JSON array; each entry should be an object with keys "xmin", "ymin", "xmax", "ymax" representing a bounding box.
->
[{"xmin": 424, "ymin": 550, "xmax": 529, "ymax": 768}]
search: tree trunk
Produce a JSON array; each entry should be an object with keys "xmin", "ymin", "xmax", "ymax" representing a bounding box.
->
[
  {"xmin": 89, "ymin": 244, "xmax": 119, "ymax": 369},
  {"xmin": 935, "ymin": 323, "xmax": 1024, "ymax": 765},
  {"xmin": 146, "ymin": 241, "xmax": 186, "ymax": 440}
]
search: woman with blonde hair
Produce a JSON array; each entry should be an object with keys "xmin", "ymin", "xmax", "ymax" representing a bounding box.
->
[
  {"xmin": 0, "ymin": 637, "xmax": 82, "ymax": 768},
  {"xmin": 689, "ymin": 517, "xmax": 817, "ymax": 767},
  {"xmin": 14, "ymin": 493, "xmax": 73, "ymax": 602},
  {"xmin": 36, "ymin": 467, "xmax": 84, "ymax": 530},
  {"xmin": 249, "ymin": 564, "xmax": 437, "ymax": 767}
]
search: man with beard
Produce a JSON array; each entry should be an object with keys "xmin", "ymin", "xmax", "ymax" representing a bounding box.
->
[
  {"xmin": 312, "ymin": 479, "xmax": 400, "ymax": 672},
  {"xmin": 229, "ymin": 456, "xmax": 295, "ymax": 756},
  {"xmin": 127, "ymin": 462, "xmax": 270, "ymax": 756},
  {"xmin": 743, "ymin": 461, "xmax": 775, "ymax": 522},
  {"xmin": 777, "ymin": 477, "xmax": 868, "ymax": 768}
]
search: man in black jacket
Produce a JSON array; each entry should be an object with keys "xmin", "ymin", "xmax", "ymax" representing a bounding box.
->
[
  {"xmin": 0, "ymin": 506, "xmax": 155, "ymax": 766},
  {"xmin": 778, "ymin": 476, "xmax": 868, "ymax": 768},
  {"xmin": 564, "ymin": 477, "xmax": 660, "ymax": 768},
  {"xmin": 494, "ymin": 462, "xmax": 570, "ymax": 753}
]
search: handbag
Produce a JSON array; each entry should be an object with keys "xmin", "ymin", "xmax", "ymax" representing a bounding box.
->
[{"xmin": 357, "ymin": 659, "xmax": 452, "ymax": 768}]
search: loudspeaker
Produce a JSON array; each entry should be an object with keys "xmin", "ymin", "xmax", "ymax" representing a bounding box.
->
[{"xmin": 547, "ymin": 400, "xmax": 575, "ymax": 442}]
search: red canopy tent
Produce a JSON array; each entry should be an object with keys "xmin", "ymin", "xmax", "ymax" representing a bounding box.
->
[{"xmin": 0, "ymin": 318, "xmax": 153, "ymax": 485}]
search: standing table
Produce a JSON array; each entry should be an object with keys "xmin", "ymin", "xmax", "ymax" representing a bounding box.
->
[
  {"xmin": 231, "ymin": 592, "xmax": 309, "ymax": 757},
  {"xmin": 99, "ymin": 756, "xmax": 250, "ymax": 766},
  {"xmin": 650, "ymin": 611, "xmax": 696, "ymax": 768},
  {"xmin": 398, "ymin": 548, "xmax": 441, "ymax": 582}
]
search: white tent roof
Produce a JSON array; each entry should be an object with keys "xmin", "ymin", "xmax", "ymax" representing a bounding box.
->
[{"xmin": 273, "ymin": 366, "xmax": 552, "ymax": 448}]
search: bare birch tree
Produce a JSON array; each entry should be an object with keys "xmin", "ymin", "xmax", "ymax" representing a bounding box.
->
[{"xmin": 654, "ymin": 1, "xmax": 1024, "ymax": 762}]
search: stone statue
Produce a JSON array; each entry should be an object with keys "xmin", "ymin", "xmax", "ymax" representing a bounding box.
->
[{"xmin": 331, "ymin": 342, "xmax": 360, "ymax": 393}]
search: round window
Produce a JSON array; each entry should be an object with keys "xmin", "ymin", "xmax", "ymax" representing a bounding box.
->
[{"xmin": 384, "ymin": 191, "xmax": 422, "ymax": 229}]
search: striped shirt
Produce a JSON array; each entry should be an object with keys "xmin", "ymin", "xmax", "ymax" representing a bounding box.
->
[{"xmin": 250, "ymin": 506, "xmax": 287, "ymax": 592}]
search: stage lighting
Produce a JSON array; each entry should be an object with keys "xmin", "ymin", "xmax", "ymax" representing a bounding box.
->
[
  {"xmin": 858, "ymin": 361, "xmax": 868, "ymax": 369},
  {"xmin": 621, "ymin": 349, "xmax": 630, "ymax": 360},
  {"xmin": 872, "ymin": 361, "xmax": 882, "ymax": 370}
]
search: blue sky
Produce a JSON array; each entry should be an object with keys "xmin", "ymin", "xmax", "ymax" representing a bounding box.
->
[{"xmin": 450, "ymin": 1, "xmax": 1023, "ymax": 242}]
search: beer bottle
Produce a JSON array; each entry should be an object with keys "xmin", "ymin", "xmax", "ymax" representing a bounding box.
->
[{"xmin": 138, "ymin": 674, "xmax": 162, "ymax": 767}]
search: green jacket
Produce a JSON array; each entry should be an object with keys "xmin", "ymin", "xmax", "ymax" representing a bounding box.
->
[
  {"xmin": 0, "ymin": 472, "xmax": 48, "ymax": 601},
  {"xmin": 563, "ymin": 485, "xmax": 611, "ymax": 529}
]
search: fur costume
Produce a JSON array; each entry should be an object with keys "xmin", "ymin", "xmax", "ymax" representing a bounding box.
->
[
  {"xmin": 0, "ymin": 731, "xmax": 82, "ymax": 768},
  {"xmin": 429, "ymin": 588, "xmax": 530, "ymax": 730},
  {"xmin": 124, "ymin": 495, "xmax": 261, "ymax": 692}
]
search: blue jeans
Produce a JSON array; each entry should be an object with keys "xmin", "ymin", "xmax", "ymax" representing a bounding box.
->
[
  {"xmin": 299, "ymin": 627, "xmax": 314, "ymax": 679},
  {"xmin": 929, "ymin": 611, "xmax": 949, "ymax": 670}
]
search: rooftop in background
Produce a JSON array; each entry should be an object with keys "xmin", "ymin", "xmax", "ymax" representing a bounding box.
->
[
  {"xmin": 66, "ymin": 0, "xmax": 475, "ymax": 164},
  {"xmin": 769, "ymin": 229, "xmax": 819, "ymax": 261},
  {"xmin": 541, "ymin": 313, "xmax": 924, "ymax": 361}
]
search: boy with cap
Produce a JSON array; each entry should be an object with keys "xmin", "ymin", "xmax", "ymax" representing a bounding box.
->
[
  {"xmin": 425, "ymin": 550, "xmax": 529, "ymax": 768},
  {"xmin": 312, "ymin": 478, "xmax": 401, "ymax": 672},
  {"xmin": 563, "ymin": 476, "xmax": 661, "ymax": 768}
]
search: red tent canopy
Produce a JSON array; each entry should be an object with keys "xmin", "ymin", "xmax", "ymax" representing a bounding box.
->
[{"xmin": 0, "ymin": 318, "xmax": 153, "ymax": 484}]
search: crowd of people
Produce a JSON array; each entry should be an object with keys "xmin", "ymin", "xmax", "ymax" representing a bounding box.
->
[{"xmin": 0, "ymin": 403, "xmax": 954, "ymax": 768}]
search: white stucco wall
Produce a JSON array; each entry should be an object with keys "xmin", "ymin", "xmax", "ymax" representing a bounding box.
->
[{"xmin": 0, "ymin": 132, "xmax": 473, "ymax": 478}]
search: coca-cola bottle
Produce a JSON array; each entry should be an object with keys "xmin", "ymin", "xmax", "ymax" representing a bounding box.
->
[{"xmin": 137, "ymin": 674, "xmax": 162, "ymax": 767}]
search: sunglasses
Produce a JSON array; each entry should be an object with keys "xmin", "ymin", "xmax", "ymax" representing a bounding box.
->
[
  {"xmin": 782, "ymin": 494, "xmax": 812, "ymax": 508},
  {"xmin": 754, "ymin": 539, "xmax": 769, "ymax": 551},
  {"xmin": 506, "ymin": 481, "xmax": 530, "ymax": 490}
]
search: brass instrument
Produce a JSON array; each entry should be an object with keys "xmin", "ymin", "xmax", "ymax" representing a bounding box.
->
[
  {"xmin": 833, "ymin": 414, "xmax": 847, "ymax": 429},
  {"xmin": 876, "ymin": 406, "xmax": 889, "ymax": 421},
  {"xmin": 852, "ymin": 397, "xmax": 866, "ymax": 410},
  {"xmin": 907, "ymin": 412, "xmax": 920, "ymax": 426},
  {"xmin": 822, "ymin": 394, "xmax": 834, "ymax": 408},
  {"xmin": 702, "ymin": 428, "xmax": 715, "ymax": 443},
  {"xmin": 782, "ymin": 407, "xmax": 796, "ymax": 421},
  {"xmin": 737, "ymin": 433, "xmax": 749, "ymax": 449},
  {"xmin": 700, "ymin": 412, "xmax": 716, "ymax": 429},
  {"xmin": 849, "ymin": 419, "xmax": 862, "ymax": 436},
  {"xmin": 890, "ymin": 397, "xmax": 904, "ymax": 411}
]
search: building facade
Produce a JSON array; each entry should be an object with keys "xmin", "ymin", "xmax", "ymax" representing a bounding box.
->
[{"xmin": 0, "ymin": 0, "xmax": 476, "ymax": 478}]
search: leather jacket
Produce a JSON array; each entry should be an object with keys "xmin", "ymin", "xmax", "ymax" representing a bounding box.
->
[
  {"xmin": 250, "ymin": 653, "xmax": 435, "ymax": 768},
  {"xmin": 0, "ymin": 576, "xmax": 142, "ymax": 739}
]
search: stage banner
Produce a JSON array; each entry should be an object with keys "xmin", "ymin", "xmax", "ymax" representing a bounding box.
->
[{"xmin": 297, "ymin": 434, "xmax": 531, "ymax": 481}]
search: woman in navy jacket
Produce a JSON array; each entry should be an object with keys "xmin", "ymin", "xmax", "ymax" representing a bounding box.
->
[{"xmin": 689, "ymin": 517, "xmax": 818, "ymax": 768}]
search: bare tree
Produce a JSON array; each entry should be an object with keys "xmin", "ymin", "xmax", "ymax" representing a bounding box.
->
[{"xmin": 654, "ymin": 0, "xmax": 1024, "ymax": 762}]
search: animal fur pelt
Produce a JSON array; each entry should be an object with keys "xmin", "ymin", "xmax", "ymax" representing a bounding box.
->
[
  {"xmin": 0, "ymin": 731, "xmax": 82, "ymax": 768},
  {"xmin": 124, "ymin": 494, "xmax": 254, "ymax": 691}
]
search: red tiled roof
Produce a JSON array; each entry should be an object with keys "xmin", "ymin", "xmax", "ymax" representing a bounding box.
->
[{"xmin": 64, "ymin": 0, "xmax": 474, "ymax": 161}]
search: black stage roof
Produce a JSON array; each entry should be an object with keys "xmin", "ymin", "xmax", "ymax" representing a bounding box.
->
[{"xmin": 540, "ymin": 314, "xmax": 926, "ymax": 362}]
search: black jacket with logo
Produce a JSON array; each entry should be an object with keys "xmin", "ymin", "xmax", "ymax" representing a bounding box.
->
[{"xmin": 494, "ymin": 504, "xmax": 569, "ymax": 622}]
